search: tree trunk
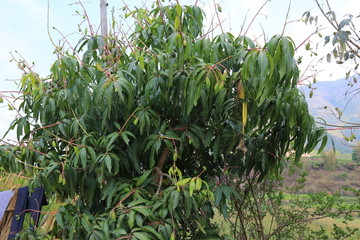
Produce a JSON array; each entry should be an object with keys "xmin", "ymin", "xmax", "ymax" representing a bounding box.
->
[{"xmin": 100, "ymin": 0, "xmax": 108, "ymax": 37}]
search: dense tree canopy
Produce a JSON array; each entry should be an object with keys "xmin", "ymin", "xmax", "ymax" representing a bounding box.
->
[{"xmin": 0, "ymin": 2, "xmax": 325, "ymax": 239}]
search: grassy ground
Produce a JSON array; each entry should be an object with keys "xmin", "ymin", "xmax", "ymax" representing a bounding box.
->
[
  {"xmin": 214, "ymin": 208, "xmax": 360, "ymax": 240},
  {"xmin": 213, "ymin": 154, "xmax": 360, "ymax": 240},
  {"xmin": 312, "ymin": 217, "xmax": 360, "ymax": 240}
]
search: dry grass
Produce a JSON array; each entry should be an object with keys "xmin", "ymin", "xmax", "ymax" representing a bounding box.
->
[
  {"xmin": 0, "ymin": 169, "xmax": 30, "ymax": 191},
  {"xmin": 284, "ymin": 157, "xmax": 360, "ymax": 195}
]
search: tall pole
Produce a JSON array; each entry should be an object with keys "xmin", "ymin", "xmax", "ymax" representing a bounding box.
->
[{"xmin": 100, "ymin": 0, "xmax": 108, "ymax": 37}]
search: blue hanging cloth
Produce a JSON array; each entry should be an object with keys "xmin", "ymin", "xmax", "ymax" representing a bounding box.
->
[{"xmin": 8, "ymin": 186, "xmax": 47, "ymax": 239}]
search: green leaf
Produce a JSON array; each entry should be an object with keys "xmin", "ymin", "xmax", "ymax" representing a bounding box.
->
[
  {"xmin": 128, "ymin": 199, "xmax": 148, "ymax": 208},
  {"xmin": 101, "ymin": 221, "xmax": 110, "ymax": 239},
  {"xmin": 139, "ymin": 53, "xmax": 145, "ymax": 70},
  {"xmin": 214, "ymin": 186, "xmax": 222, "ymax": 206},
  {"xmin": 106, "ymin": 132, "xmax": 119, "ymax": 151},
  {"xmin": 158, "ymin": 208, "xmax": 168, "ymax": 219},
  {"xmin": 258, "ymin": 51, "xmax": 269, "ymax": 82},
  {"xmin": 189, "ymin": 178, "xmax": 196, "ymax": 196},
  {"xmin": 183, "ymin": 190, "xmax": 192, "ymax": 218},
  {"xmin": 92, "ymin": 229, "xmax": 104, "ymax": 240},
  {"xmin": 135, "ymin": 213, "xmax": 144, "ymax": 227},
  {"xmin": 326, "ymin": 53, "xmax": 331, "ymax": 62},
  {"xmin": 104, "ymin": 155, "xmax": 112, "ymax": 173},
  {"xmin": 318, "ymin": 134, "xmax": 328, "ymax": 154},
  {"xmin": 133, "ymin": 206, "xmax": 152, "ymax": 217},
  {"xmin": 55, "ymin": 212, "xmax": 65, "ymax": 228},
  {"xmin": 121, "ymin": 131, "xmax": 133, "ymax": 146},
  {"xmin": 169, "ymin": 190, "xmax": 180, "ymax": 211},
  {"xmin": 309, "ymin": 89, "xmax": 313, "ymax": 98},
  {"xmin": 324, "ymin": 36, "xmax": 330, "ymax": 45},
  {"xmin": 142, "ymin": 226, "xmax": 165, "ymax": 240},
  {"xmin": 339, "ymin": 18, "xmax": 351, "ymax": 29},
  {"xmin": 133, "ymin": 231, "xmax": 151, "ymax": 240},
  {"xmin": 128, "ymin": 211, "xmax": 135, "ymax": 229},
  {"xmin": 338, "ymin": 31, "xmax": 349, "ymax": 43},
  {"xmin": 196, "ymin": 220, "xmax": 206, "ymax": 234},
  {"xmin": 80, "ymin": 147, "xmax": 87, "ymax": 168},
  {"xmin": 213, "ymin": 136, "xmax": 220, "ymax": 160},
  {"xmin": 136, "ymin": 169, "xmax": 153, "ymax": 187}
]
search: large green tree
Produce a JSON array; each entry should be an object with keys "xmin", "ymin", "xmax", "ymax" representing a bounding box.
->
[{"xmin": 0, "ymin": 2, "xmax": 325, "ymax": 239}]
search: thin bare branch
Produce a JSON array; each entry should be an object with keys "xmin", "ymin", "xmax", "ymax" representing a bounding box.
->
[
  {"xmin": 46, "ymin": 0, "xmax": 57, "ymax": 49},
  {"xmin": 281, "ymin": 2, "xmax": 291, "ymax": 36},
  {"xmin": 295, "ymin": 28, "xmax": 322, "ymax": 51},
  {"xmin": 238, "ymin": 10, "xmax": 249, "ymax": 36},
  {"xmin": 213, "ymin": 0, "xmax": 224, "ymax": 34},
  {"xmin": 52, "ymin": 28, "xmax": 84, "ymax": 65},
  {"xmin": 244, "ymin": 0, "xmax": 270, "ymax": 36}
]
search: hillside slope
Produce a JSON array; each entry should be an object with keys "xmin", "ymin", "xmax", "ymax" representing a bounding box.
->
[
  {"xmin": 299, "ymin": 77, "xmax": 360, "ymax": 153},
  {"xmin": 283, "ymin": 157, "xmax": 360, "ymax": 195}
]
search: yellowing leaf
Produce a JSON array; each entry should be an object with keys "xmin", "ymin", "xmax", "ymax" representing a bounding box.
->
[
  {"xmin": 195, "ymin": 177, "xmax": 202, "ymax": 190},
  {"xmin": 95, "ymin": 62, "xmax": 103, "ymax": 71},
  {"xmin": 170, "ymin": 232, "xmax": 175, "ymax": 240},
  {"xmin": 175, "ymin": 4, "xmax": 182, "ymax": 16},
  {"xmin": 189, "ymin": 178, "xmax": 195, "ymax": 196},
  {"xmin": 175, "ymin": 16, "xmax": 181, "ymax": 30},
  {"xmin": 176, "ymin": 177, "xmax": 191, "ymax": 187},
  {"xmin": 238, "ymin": 80, "xmax": 245, "ymax": 99},
  {"xmin": 133, "ymin": 118, "xmax": 139, "ymax": 125},
  {"xmin": 242, "ymin": 102, "xmax": 247, "ymax": 133},
  {"xmin": 173, "ymin": 151, "xmax": 178, "ymax": 161},
  {"xmin": 110, "ymin": 210, "xmax": 116, "ymax": 221},
  {"xmin": 139, "ymin": 53, "xmax": 145, "ymax": 70}
]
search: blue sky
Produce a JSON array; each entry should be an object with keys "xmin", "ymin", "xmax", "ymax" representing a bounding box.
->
[{"xmin": 0, "ymin": 0, "xmax": 358, "ymax": 140}]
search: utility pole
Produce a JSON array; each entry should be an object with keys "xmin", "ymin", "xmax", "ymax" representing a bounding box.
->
[{"xmin": 100, "ymin": 0, "xmax": 108, "ymax": 37}]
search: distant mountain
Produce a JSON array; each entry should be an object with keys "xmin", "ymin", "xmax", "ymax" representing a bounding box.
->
[{"xmin": 299, "ymin": 77, "xmax": 360, "ymax": 153}]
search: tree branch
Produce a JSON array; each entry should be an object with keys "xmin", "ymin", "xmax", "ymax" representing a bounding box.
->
[{"xmin": 154, "ymin": 146, "xmax": 170, "ymax": 183}]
